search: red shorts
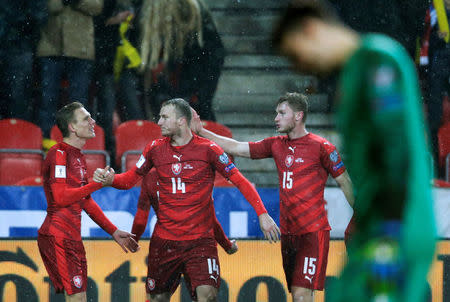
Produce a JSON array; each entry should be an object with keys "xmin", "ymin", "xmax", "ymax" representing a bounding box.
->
[
  {"xmin": 146, "ymin": 236, "xmax": 220, "ymax": 301},
  {"xmin": 281, "ymin": 231, "xmax": 330, "ymax": 291},
  {"xmin": 37, "ymin": 234, "xmax": 87, "ymax": 295}
]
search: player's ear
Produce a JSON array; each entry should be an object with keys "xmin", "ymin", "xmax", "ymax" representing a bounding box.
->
[
  {"xmin": 295, "ymin": 111, "xmax": 304, "ymax": 122},
  {"xmin": 68, "ymin": 122, "xmax": 76, "ymax": 133}
]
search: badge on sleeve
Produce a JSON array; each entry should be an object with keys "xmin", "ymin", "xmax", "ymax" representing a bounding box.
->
[
  {"xmin": 136, "ymin": 154, "xmax": 146, "ymax": 168},
  {"xmin": 219, "ymin": 153, "xmax": 229, "ymax": 164},
  {"xmin": 55, "ymin": 165, "xmax": 66, "ymax": 178},
  {"xmin": 329, "ymin": 151, "xmax": 339, "ymax": 163}
]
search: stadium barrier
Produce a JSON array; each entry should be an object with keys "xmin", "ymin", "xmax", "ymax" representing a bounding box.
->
[
  {"xmin": 1, "ymin": 186, "xmax": 449, "ymax": 239},
  {"xmin": 0, "ymin": 240, "xmax": 449, "ymax": 302}
]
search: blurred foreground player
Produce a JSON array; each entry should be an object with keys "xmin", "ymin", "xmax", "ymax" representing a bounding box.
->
[
  {"xmin": 273, "ymin": 1, "xmax": 437, "ymax": 301},
  {"xmin": 191, "ymin": 92, "xmax": 355, "ymax": 302},
  {"xmin": 94, "ymin": 98, "xmax": 279, "ymax": 302},
  {"xmin": 37, "ymin": 102, "xmax": 139, "ymax": 302},
  {"xmin": 132, "ymin": 169, "xmax": 239, "ymax": 254}
]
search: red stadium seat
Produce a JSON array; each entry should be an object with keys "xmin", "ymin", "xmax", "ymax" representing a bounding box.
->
[
  {"xmin": 434, "ymin": 178, "xmax": 450, "ymax": 188},
  {"xmin": 438, "ymin": 122, "xmax": 450, "ymax": 181},
  {"xmin": 202, "ymin": 120, "xmax": 233, "ymax": 138},
  {"xmin": 0, "ymin": 119, "xmax": 45, "ymax": 185},
  {"xmin": 50, "ymin": 124, "xmax": 110, "ymax": 178},
  {"xmin": 15, "ymin": 176, "xmax": 43, "ymax": 186},
  {"xmin": 201, "ymin": 121, "xmax": 235, "ymax": 187},
  {"xmin": 115, "ymin": 120, "xmax": 162, "ymax": 172}
]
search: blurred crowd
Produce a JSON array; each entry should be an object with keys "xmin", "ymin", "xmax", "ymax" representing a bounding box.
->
[
  {"xmin": 0, "ymin": 0, "xmax": 225, "ymax": 164},
  {"xmin": 0, "ymin": 0, "xmax": 449, "ymax": 178}
]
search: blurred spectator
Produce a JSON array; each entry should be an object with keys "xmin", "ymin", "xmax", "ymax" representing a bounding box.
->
[
  {"xmin": 423, "ymin": 1, "xmax": 450, "ymax": 177},
  {"xmin": 0, "ymin": 0, "xmax": 48, "ymax": 121},
  {"xmin": 94, "ymin": 0, "xmax": 144, "ymax": 169},
  {"xmin": 138, "ymin": 0, "xmax": 225, "ymax": 121},
  {"xmin": 37, "ymin": 0, "xmax": 103, "ymax": 144}
]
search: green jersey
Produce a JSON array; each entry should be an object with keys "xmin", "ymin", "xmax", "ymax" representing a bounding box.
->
[{"xmin": 333, "ymin": 34, "xmax": 436, "ymax": 302}]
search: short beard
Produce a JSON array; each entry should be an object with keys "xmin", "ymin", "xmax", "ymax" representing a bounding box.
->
[{"xmin": 277, "ymin": 121, "xmax": 295, "ymax": 134}]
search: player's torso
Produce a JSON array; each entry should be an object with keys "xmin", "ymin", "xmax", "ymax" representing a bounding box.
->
[
  {"xmin": 270, "ymin": 135, "xmax": 330, "ymax": 234},
  {"xmin": 40, "ymin": 144, "xmax": 87, "ymax": 239},
  {"xmin": 148, "ymin": 140, "xmax": 216, "ymax": 239},
  {"xmin": 271, "ymin": 136, "xmax": 328, "ymax": 195}
]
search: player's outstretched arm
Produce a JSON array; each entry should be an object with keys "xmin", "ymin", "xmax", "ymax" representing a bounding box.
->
[
  {"xmin": 50, "ymin": 181, "xmax": 103, "ymax": 208},
  {"xmin": 190, "ymin": 109, "xmax": 251, "ymax": 158},
  {"xmin": 94, "ymin": 166, "xmax": 141, "ymax": 190},
  {"xmin": 334, "ymin": 170, "xmax": 355, "ymax": 208},
  {"xmin": 228, "ymin": 171, "xmax": 280, "ymax": 243}
]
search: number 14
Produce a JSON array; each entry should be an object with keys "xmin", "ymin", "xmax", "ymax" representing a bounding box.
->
[{"xmin": 171, "ymin": 177, "xmax": 186, "ymax": 193}]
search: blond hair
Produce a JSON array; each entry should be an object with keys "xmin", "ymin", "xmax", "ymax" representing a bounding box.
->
[{"xmin": 139, "ymin": 0, "xmax": 204, "ymax": 71}]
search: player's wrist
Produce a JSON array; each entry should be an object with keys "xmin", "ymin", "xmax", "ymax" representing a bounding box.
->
[{"xmin": 257, "ymin": 209, "xmax": 268, "ymax": 217}]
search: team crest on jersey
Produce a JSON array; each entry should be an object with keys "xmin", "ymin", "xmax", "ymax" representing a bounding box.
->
[
  {"xmin": 172, "ymin": 163, "xmax": 182, "ymax": 175},
  {"xmin": 285, "ymin": 155, "xmax": 294, "ymax": 168},
  {"xmin": 72, "ymin": 275, "xmax": 83, "ymax": 289},
  {"xmin": 329, "ymin": 150, "xmax": 339, "ymax": 162},
  {"xmin": 219, "ymin": 153, "xmax": 229, "ymax": 164},
  {"xmin": 147, "ymin": 278, "xmax": 156, "ymax": 290}
]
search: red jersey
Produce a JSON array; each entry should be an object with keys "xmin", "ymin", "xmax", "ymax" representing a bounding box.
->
[
  {"xmin": 132, "ymin": 169, "xmax": 232, "ymax": 250},
  {"xmin": 249, "ymin": 133, "xmax": 345, "ymax": 235},
  {"xmin": 134, "ymin": 135, "xmax": 239, "ymax": 240},
  {"xmin": 39, "ymin": 142, "xmax": 116, "ymax": 240}
]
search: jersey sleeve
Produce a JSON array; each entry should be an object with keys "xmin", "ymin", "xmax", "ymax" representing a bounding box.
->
[
  {"xmin": 131, "ymin": 170, "xmax": 159, "ymax": 242},
  {"xmin": 320, "ymin": 141, "xmax": 346, "ymax": 178},
  {"xmin": 249, "ymin": 137, "xmax": 276, "ymax": 159},
  {"xmin": 135, "ymin": 140, "xmax": 156, "ymax": 176},
  {"xmin": 208, "ymin": 143, "xmax": 238, "ymax": 179},
  {"xmin": 213, "ymin": 214, "xmax": 232, "ymax": 251},
  {"xmin": 82, "ymin": 197, "xmax": 117, "ymax": 235},
  {"xmin": 48, "ymin": 148, "xmax": 102, "ymax": 207},
  {"xmin": 112, "ymin": 140, "xmax": 158, "ymax": 189}
]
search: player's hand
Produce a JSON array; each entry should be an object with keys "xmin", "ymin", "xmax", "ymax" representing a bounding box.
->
[
  {"xmin": 258, "ymin": 213, "xmax": 281, "ymax": 243},
  {"xmin": 93, "ymin": 166, "xmax": 115, "ymax": 186},
  {"xmin": 112, "ymin": 229, "xmax": 140, "ymax": 253},
  {"xmin": 189, "ymin": 107, "xmax": 203, "ymax": 134},
  {"xmin": 226, "ymin": 239, "xmax": 238, "ymax": 255},
  {"xmin": 102, "ymin": 167, "xmax": 115, "ymax": 186},
  {"xmin": 93, "ymin": 167, "xmax": 107, "ymax": 183}
]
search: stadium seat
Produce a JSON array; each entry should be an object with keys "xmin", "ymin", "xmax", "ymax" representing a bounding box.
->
[
  {"xmin": 434, "ymin": 178, "xmax": 450, "ymax": 188},
  {"xmin": 202, "ymin": 120, "xmax": 233, "ymax": 138},
  {"xmin": 115, "ymin": 120, "xmax": 162, "ymax": 172},
  {"xmin": 15, "ymin": 176, "xmax": 43, "ymax": 186},
  {"xmin": 0, "ymin": 119, "xmax": 45, "ymax": 185},
  {"xmin": 50, "ymin": 124, "xmax": 110, "ymax": 178},
  {"xmin": 201, "ymin": 121, "xmax": 235, "ymax": 187},
  {"xmin": 438, "ymin": 121, "xmax": 450, "ymax": 181}
]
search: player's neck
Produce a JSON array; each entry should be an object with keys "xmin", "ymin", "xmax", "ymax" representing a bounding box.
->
[
  {"xmin": 170, "ymin": 128, "xmax": 193, "ymax": 147},
  {"xmin": 63, "ymin": 136, "xmax": 86, "ymax": 150},
  {"xmin": 287, "ymin": 125, "xmax": 308, "ymax": 140}
]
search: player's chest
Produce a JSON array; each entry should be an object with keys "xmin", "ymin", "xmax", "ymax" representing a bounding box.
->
[
  {"xmin": 67, "ymin": 156, "xmax": 88, "ymax": 182},
  {"xmin": 154, "ymin": 156, "xmax": 212, "ymax": 179},
  {"xmin": 273, "ymin": 144, "xmax": 320, "ymax": 170}
]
